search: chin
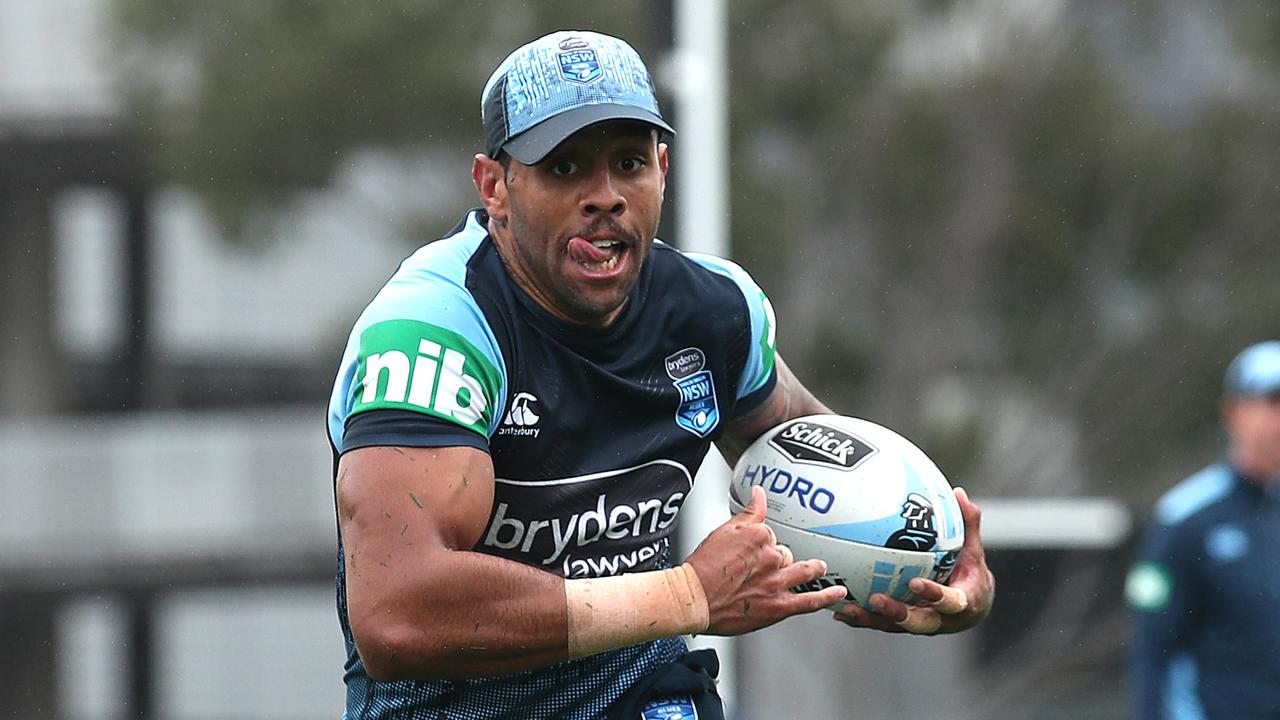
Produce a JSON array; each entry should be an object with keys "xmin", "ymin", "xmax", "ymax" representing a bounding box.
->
[{"xmin": 561, "ymin": 292, "xmax": 629, "ymax": 326}]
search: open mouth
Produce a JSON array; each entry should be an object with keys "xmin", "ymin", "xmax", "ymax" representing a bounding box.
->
[{"xmin": 568, "ymin": 236, "xmax": 626, "ymax": 273}]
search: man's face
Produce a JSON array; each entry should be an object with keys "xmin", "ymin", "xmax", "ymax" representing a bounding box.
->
[
  {"xmin": 479, "ymin": 121, "xmax": 668, "ymax": 327},
  {"xmin": 1224, "ymin": 392, "xmax": 1280, "ymax": 479}
]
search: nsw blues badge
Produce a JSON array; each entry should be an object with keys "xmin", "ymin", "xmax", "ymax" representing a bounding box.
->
[
  {"xmin": 640, "ymin": 696, "xmax": 698, "ymax": 720},
  {"xmin": 558, "ymin": 47, "xmax": 603, "ymax": 84},
  {"xmin": 666, "ymin": 348, "xmax": 719, "ymax": 438}
]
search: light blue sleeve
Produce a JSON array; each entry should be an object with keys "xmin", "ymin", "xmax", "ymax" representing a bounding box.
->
[
  {"xmin": 684, "ymin": 252, "xmax": 777, "ymax": 400},
  {"xmin": 327, "ymin": 215, "xmax": 508, "ymax": 450}
]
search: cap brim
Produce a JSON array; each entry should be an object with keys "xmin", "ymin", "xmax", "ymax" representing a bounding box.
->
[
  {"xmin": 1224, "ymin": 342, "xmax": 1280, "ymax": 397},
  {"xmin": 502, "ymin": 103, "xmax": 675, "ymax": 165},
  {"xmin": 1231, "ymin": 379, "xmax": 1280, "ymax": 397}
]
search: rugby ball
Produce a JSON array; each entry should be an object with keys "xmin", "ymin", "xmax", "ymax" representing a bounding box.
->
[{"xmin": 729, "ymin": 414, "xmax": 963, "ymax": 611}]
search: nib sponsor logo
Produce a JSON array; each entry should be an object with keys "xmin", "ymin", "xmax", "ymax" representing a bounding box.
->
[
  {"xmin": 363, "ymin": 340, "xmax": 486, "ymax": 423},
  {"xmin": 768, "ymin": 421, "xmax": 875, "ymax": 470},
  {"xmin": 355, "ymin": 320, "xmax": 501, "ymax": 432}
]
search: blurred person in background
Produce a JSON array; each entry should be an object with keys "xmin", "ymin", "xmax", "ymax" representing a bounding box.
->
[
  {"xmin": 1126, "ymin": 340, "xmax": 1280, "ymax": 720},
  {"xmin": 326, "ymin": 29, "xmax": 993, "ymax": 719}
]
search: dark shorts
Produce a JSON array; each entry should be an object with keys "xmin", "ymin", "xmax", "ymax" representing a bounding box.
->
[{"xmin": 606, "ymin": 648, "xmax": 724, "ymax": 720}]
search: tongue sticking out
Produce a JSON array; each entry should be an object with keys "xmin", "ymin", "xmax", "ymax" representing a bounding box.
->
[{"xmin": 568, "ymin": 237, "xmax": 618, "ymax": 266}]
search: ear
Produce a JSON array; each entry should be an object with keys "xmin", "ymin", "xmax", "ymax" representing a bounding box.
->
[
  {"xmin": 657, "ymin": 142, "xmax": 670, "ymax": 199},
  {"xmin": 472, "ymin": 154, "xmax": 509, "ymax": 223}
]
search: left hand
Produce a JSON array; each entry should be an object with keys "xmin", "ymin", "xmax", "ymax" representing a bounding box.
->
[{"xmin": 833, "ymin": 486, "xmax": 995, "ymax": 635}]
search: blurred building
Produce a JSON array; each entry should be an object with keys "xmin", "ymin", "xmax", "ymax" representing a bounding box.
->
[
  {"xmin": 0, "ymin": 1, "xmax": 1146, "ymax": 718},
  {"xmin": 0, "ymin": 1, "xmax": 383, "ymax": 716}
]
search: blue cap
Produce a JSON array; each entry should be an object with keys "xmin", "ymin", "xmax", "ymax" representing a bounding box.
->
[
  {"xmin": 1223, "ymin": 341, "xmax": 1280, "ymax": 397},
  {"xmin": 481, "ymin": 31, "xmax": 674, "ymax": 165}
]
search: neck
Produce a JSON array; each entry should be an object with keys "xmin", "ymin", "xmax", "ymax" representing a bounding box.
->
[{"xmin": 1231, "ymin": 453, "xmax": 1280, "ymax": 486}]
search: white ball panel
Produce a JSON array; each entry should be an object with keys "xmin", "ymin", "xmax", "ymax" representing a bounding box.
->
[
  {"xmin": 729, "ymin": 495, "xmax": 941, "ymax": 610},
  {"xmin": 728, "ymin": 414, "xmax": 963, "ymax": 609}
]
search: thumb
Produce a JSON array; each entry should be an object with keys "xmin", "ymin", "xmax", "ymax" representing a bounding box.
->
[
  {"xmin": 954, "ymin": 486, "xmax": 983, "ymax": 534},
  {"xmin": 737, "ymin": 485, "xmax": 768, "ymax": 524}
]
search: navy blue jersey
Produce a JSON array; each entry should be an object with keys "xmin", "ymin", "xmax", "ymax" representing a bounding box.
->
[
  {"xmin": 1125, "ymin": 463, "xmax": 1280, "ymax": 720},
  {"xmin": 327, "ymin": 209, "xmax": 778, "ymax": 719}
]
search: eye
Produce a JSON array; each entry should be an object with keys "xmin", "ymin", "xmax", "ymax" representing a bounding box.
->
[
  {"xmin": 618, "ymin": 156, "xmax": 646, "ymax": 172},
  {"xmin": 550, "ymin": 159, "xmax": 578, "ymax": 177}
]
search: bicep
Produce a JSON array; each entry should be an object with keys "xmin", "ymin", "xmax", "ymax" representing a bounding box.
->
[
  {"xmin": 336, "ymin": 445, "xmax": 576, "ymax": 679},
  {"xmin": 716, "ymin": 353, "xmax": 831, "ymax": 467},
  {"xmin": 337, "ymin": 445, "xmax": 496, "ymax": 561}
]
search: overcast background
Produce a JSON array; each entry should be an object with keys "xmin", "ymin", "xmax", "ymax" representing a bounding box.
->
[{"xmin": 2, "ymin": 1, "xmax": 1278, "ymax": 718}]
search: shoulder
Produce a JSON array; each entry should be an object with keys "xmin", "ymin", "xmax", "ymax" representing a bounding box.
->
[
  {"xmin": 1153, "ymin": 463, "xmax": 1236, "ymax": 528},
  {"xmin": 645, "ymin": 243, "xmax": 772, "ymax": 317},
  {"xmin": 360, "ymin": 211, "xmax": 489, "ymax": 325},
  {"xmin": 647, "ymin": 243, "xmax": 778, "ymax": 400},
  {"xmin": 350, "ymin": 212, "xmax": 502, "ymax": 360},
  {"xmin": 328, "ymin": 211, "xmax": 507, "ymax": 441},
  {"xmin": 666, "ymin": 245, "xmax": 761, "ymax": 290}
]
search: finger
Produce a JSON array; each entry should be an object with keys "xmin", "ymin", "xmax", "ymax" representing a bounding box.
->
[
  {"xmin": 762, "ymin": 523, "xmax": 778, "ymax": 547},
  {"xmin": 784, "ymin": 577, "xmax": 848, "ymax": 614},
  {"xmin": 777, "ymin": 558, "xmax": 829, "ymax": 589},
  {"xmin": 833, "ymin": 604, "xmax": 869, "ymax": 628},
  {"xmin": 906, "ymin": 578, "xmax": 970, "ymax": 613},
  {"xmin": 897, "ymin": 607, "xmax": 943, "ymax": 634},
  {"xmin": 872, "ymin": 594, "xmax": 942, "ymax": 634},
  {"xmin": 737, "ymin": 485, "xmax": 768, "ymax": 523},
  {"xmin": 869, "ymin": 593, "xmax": 908, "ymax": 623},
  {"xmin": 832, "ymin": 603, "xmax": 904, "ymax": 633},
  {"xmin": 789, "ymin": 584, "xmax": 848, "ymax": 613},
  {"xmin": 906, "ymin": 577, "xmax": 945, "ymax": 604},
  {"xmin": 955, "ymin": 486, "xmax": 984, "ymax": 541},
  {"xmin": 776, "ymin": 543, "xmax": 794, "ymax": 566},
  {"xmin": 932, "ymin": 585, "xmax": 969, "ymax": 614}
]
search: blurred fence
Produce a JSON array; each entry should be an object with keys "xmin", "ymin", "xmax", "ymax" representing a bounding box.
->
[
  {"xmin": 0, "ymin": 408, "xmax": 342, "ymax": 718},
  {"xmin": 2, "ymin": 409, "xmax": 1137, "ymax": 719}
]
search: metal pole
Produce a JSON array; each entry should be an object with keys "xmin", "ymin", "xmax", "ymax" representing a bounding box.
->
[
  {"xmin": 121, "ymin": 183, "xmax": 151, "ymax": 410},
  {"xmin": 672, "ymin": 0, "xmax": 737, "ymax": 714},
  {"xmin": 126, "ymin": 593, "xmax": 155, "ymax": 719}
]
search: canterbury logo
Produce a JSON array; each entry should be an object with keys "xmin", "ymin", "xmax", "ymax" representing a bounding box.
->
[
  {"xmin": 503, "ymin": 392, "xmax": 540, "ymax": 426},
  {"xmin": 498, "ymin": 392, "xmax": 541, "ymax": 438}
]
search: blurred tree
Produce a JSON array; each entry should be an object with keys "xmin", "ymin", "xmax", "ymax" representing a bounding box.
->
[
  {"xmin": 109, "ymin": 1, "xmax": 1280, "ymax": 718},
  {"xmin": 111, "ymin": 0, "xmax": 1280, "ymax": 499},
  {"xmin": 726, "ymin": 0, "xmax": 1280, "ymax": 504},
  {"xmin": 111, "ymin": 0, "xmax": 666, "ymax": 235},
  {"xmin": 725, "ymin": 3, "xmax": 1280, "ymax": 718}
]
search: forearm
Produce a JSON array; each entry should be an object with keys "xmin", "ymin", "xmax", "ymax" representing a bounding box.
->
[
  {"xmin": 349, "ymin": 547, "xmax": 709, "ymax": 680},
  {"xmin": 340, "ymin": 444, "xmax": 710, "ymax": 680},
  {"xmin": 348, "ymin": 546, "xmax": 572, "ymax": 680}
]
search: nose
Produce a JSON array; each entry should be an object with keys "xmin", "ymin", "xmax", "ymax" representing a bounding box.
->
[{"xmin": 580, "ymin": 167, "xmax": 626, "ymax": 217}]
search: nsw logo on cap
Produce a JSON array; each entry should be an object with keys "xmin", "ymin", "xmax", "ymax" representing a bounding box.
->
[{"xmin": 557, "ymin": 36, "xmax": 602, "ymax": 84}]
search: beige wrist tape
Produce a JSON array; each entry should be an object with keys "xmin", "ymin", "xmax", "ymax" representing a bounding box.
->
[{"xmin": 564, "ymin": 563, "xmax": 710, "ymax": 659}]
